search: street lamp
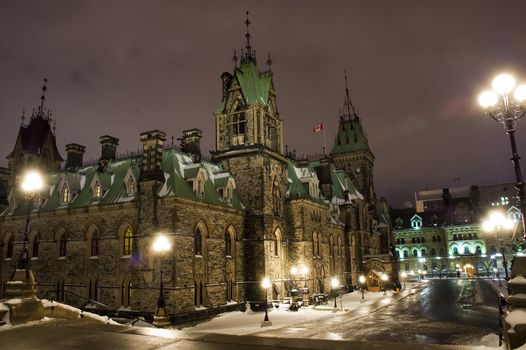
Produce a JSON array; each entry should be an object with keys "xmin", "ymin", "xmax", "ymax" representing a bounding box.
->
[
  {"xmin": 401, "ymin": 271, "xmax": 407, "ymax": 288},
  {"xmin": 479, "ymin": 73, "xmax": 526, "ymax": 235},
  {"xmin": 290, "ymin": 266, "xmax": 298, "ymax": 297},
  {"xmin": 482, "ymin": 211, "xmax": 514, "ymax": 281},
  {"xmin": 358, "ymin": 275, "xmax": 366, "ymax": 300},
  {"xmin": 261, "ymin": 277, "xmax": 272, "ymax": 327},
  {"xmin": 17, "ymin": 170, "xmax": 44, "ymax": 271},
  {"xmin": 152, "ymin": 234, "xmax": 171, "ymax": 327},
  {"xmin": 381, "ymin": 274, "xmax": 388, "ymax": 295},
  {"xmin": 300, "ymin": 265, "xmax": 309, "ymax": 304},
  {"xmin": 331, "ymin": 277, "xmax": 339, "ymax": 308}
]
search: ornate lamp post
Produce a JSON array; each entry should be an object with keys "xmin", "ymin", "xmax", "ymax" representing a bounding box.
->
[
  {"xmin": 331, "ymin": 277, "xmax": 339, "ymax": 308},
  {"xmin": 358, "ymin": 275, "xmax": 366, "ymax": 300},
  {"xmin": 301, "ymin": 265, "xmax": 309, "ymax": 305},
  {"xmin": 381, "ymin": 274, "xmax": 388, "ymax": 295},
  {"xmin": 16, "ymin": 171, "xmax": 44, "ymax": 272},
  {"xmin": 290, "ymin": 265, "xmax": 298, "ymax": 298},
  {"xmin": 261, "ymin": 277, "xmax": 272, "ymax": 327},
  {"xmin": 479, "ymin": 74, "xmax": 526, "ymax": 238},
  {"xmin": 152, "ymin": 234, "xmax": 171, "ymax": 327},
  {"xmin": 482, "ymin": 211, "xmax": 514, "ymax": 281}
]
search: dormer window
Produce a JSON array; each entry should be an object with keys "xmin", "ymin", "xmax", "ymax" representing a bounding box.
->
[
  {"xmin": 93, "ymin": 181, "xmax": 102, "ymax": 198},
  {"xmin": 410, "ymin": 214, "xmax": 422, "ymax": 230},
  {"xmin": 61, "ymin": 183, "xmax": 71, "ymax": 204},
  {"xmin": 192, "ymin": 168, "xmax": 207, "ymax": 197},
  {"xmin": 127, "ymin": 176, "xmax": 136, "ymax": 194},
  {"xmin": 222, "ymin": 178, "xmax": 235, "ymax": 203}
]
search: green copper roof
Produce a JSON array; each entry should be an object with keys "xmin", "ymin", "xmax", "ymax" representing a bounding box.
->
[
  {"xmin": 1, "ymin": 148, "xmax": 243, "ymax": 217},
  {"xmin": 330, "ymin": 118, "xmax": 369, "ymax": 155},
  {"xmin": 235, "ymin": 62, "xmax": 272, "ymax": 106}
]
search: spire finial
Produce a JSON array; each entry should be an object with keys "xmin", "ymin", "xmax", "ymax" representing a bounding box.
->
[
  {"xmin": 343, "ymin": 70, "xmax": 358, "ymax": 120},
  {"xmin": 21, "ymin": 108, "xmax": 26, "ymax": 125},
  {"xmin": 232, "ymin": 49, "xmax": 238, "ymax": 68},
  {"xmin": 266, "ymin": 53, "xmax": 273, "ymax": 72},
  {"xmin": 241, "ymin": 11, "xmax": 256, "ymax": 64},
  {"xmin": 40, "ymin": 78, "xmax": 48, "ymax": 110}
]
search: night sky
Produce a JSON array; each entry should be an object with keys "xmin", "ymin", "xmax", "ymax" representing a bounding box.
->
[{"xmin": 2, "ymin": 1, "xmax": 526, "ymax": 208}]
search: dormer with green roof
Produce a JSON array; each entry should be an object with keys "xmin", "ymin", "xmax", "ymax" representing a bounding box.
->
[{"xmin": 330, "ymin": 73, "xmax": 376, "ymax": 202}]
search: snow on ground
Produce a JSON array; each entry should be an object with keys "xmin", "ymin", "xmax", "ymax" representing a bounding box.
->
[{"xmin": 184, "ymin": 286, "xmax": 416, "ymax": 335}]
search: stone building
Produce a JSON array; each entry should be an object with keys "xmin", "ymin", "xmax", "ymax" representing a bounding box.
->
[
  {"xmin": 392, "ymin": 186, "xmax": 525, "ymax": 278},
  {"xmin": 0, "ymin": 19, "xmax": 395, "ymax": 318}
]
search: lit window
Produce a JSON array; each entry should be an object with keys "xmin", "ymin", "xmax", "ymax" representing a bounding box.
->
[
  {"xmin": 61, "ymin": 184, "xmax": 70, "ymax": 203},
  {"xmin": 93, "ymin": 181, "xmax": 102, "ymax": 198},
  {"xmin": 123, "ymin": 227, "xmax": 133, "ymax": 255},
  {"xmin": 127, "ymin": 176, "xmax": 136, "ymax": 194}
]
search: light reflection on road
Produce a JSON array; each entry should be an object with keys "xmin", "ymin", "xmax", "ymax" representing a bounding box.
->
[{"xmin": 257, "ymin": 279, "xmax": 499, "ymax": 346}]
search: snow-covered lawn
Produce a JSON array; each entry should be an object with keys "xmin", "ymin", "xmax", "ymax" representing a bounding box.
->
[{"xmin": 184, "ymin": 284, "xmax": 423, "ymax": 335}]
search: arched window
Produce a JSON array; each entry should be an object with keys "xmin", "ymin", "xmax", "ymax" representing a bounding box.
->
[
  {"xmin": 90, "ymin": 229, "xmax": 100, "ymax": 257},
  {"xmin": 475, "ymin": 246, "xmax": 482, "ymax": 255},
  {"xmin": 6, "ymin": 235, "xmax": 14, "ymax": 259},
  {"xmin": 274, "ymin": 228, "xmax": 281, "ymax": 257},
  {"xmin": 123, "ymin": 227, "xmax": 133, "ymax": 256},
  {"xmin": 421, "ymin": 237, "xmax": 426, "ymax": 243},
  {"xmin": 416, "ymin": 237, "xmax": 421, "ymax": 243},
  {"xmin": 403, "ymin": 250, "xmax": 409, "ymax": 258},
  {"xmin": 272, "ymin": 177, "xmax": 281, "ymax": 216},
  {"xmin": 463, "ymin": 246, "xmax": 471, "ymax": 255},
  {"xmin": 127, "ymin": 176, "xmax": 136, "ymax": 194},
  {"xmin": 412, "ymin": 237, "xmax": 416, "ymax": 243},
  {"xmin": 430, "ymin": 248, "xmax": 436, "ymax": 256},
  {"xmin": 453, "ymin": 246, "xmax": 459, "ymax": 255},
  {"xmin": 32, "ymin": 233, "xmax": 40, "ymax": 258},
  {"xmin": 93, "ymin": 181, "xmax": 102, "ymax": 198},
  {"xmin": 413, "ymin": 249, "xmax": 418, "ymax": 257},
  {"xmin": 61, "ymin": 183, "xmax": 71, "ymax": 203},
  {"xmin": 194, "ymin": 226, "xmax": 203, "ymax": 256},
  {"xmin": 59, "ymin": 233, "xmax": 67, "ymax": 257},
  {"xmin": 396, "ymin": 250, "xmax": 400, "ymax": 258},
  {"xmin": 421, "ymin": 249, "xmax": 426, "ymax": 257},
  {"xmin": 313, "ymin": 232, "xmax": 318, "ymax": 256},
  {"xmin": 231, "ymin": 103, "xmax": 246, "ymax": 136},
  {"xmin": 225, "ymin": 229, "xmax": 233, "ymax": 257}
]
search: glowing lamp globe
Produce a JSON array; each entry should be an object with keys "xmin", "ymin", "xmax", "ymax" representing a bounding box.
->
[
  {"xmin": 490, "ymin": 211, "xmax": 505, "ymax": 224},
  {"xmin": 290, "ymin": 266, "xmax": 298, "ymax": 275},
  {"xmin": 514, "ymin": 84, "xmax": 526, "ymax": 102},
  {"xmin": 381, "ymin": 274, "xmax": 388, "ymax": 281},
  {"xmin": 478, "ymin": 90, "xmax": 498, "ymax": 108},
  {"xmin": 152, "ymin": 235, "xmax": 171, "ymax": 253},
  {"xmin": 301, "ymin": 265, "xmax": 308, "ymax": 275},
  {"xmin": 331, "ymin": 277, "xmax": 339, "ymax": 288},
  {"xmin": 358, "ymin": 275, "xmax": 366, "ymax": 284},
  {"xmin": 492, "ymin": 73, "xmax": 516, "ymax": 95},
  {"xmin": 21, "ymin": 171, "xmax": 44, "ymax": 193},
  {"xmin": 482, "ymin": 220, "xmax": 495, "ymax": 233},
  {"xmin": 401, "ymin": 272, "xmax": 407, "ymax": 278},
  {"xmin": 261, "ymin": 277, "xmax": 271, "ymax": 289},
  {"xmin": 503, "ymin": 218, "xmax": 515, "ymax": 230}
]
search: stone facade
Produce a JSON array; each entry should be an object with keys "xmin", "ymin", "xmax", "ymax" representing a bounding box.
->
[{"xmin": 1, "ymin": 21, "xmax": 396, "ymax": 318}]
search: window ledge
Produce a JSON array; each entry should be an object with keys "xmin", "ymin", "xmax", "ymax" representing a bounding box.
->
[
  {"xmin": 4, "ymin": 258, "xmax": 12, "ymax": 261},
  {"xmin": 57, "ymin": 256, "xmax": 66, "ymax": 260},
  {"xmin": 121, "ymin": 255, "xmax": 132, "ymax": 259},
  {"xmin": 89, "ymin": 256, "xmax": 99, "ymax": 260},
  {"xmin": 31, "ymin": 257, "xmax": 38, "ymax": 261}
]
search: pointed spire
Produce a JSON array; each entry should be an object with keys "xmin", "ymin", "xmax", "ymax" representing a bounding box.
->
[
  {"xmin": 342, "ymin": 70, "xmax": 358, "ymax": 120},
  {"xmin": 241, "ymin": 11, "xmax": 256, "ymax": 64},
  {"xmin": 266, "ymin": 53, "xmax": 273, "ymax": 73},
  {"xmin": 40, "ymin": 78, "xmax": 48, "ymax": 111},
  {"xmin": 232, "ymin": 49, "xmax": 238, "ymax": 69}
]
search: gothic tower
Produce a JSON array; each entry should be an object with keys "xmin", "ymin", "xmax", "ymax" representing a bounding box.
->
[
  {"xmin": 213, "ymin": 13, "xmax": 287, "ymax": 300},
  {"xmin": 330, "ymin": 73, "xmax": 375, "ymax": 203},
  {"xmin": 7, "ymin": 79, "xmax": 63, "ymax": 184}
]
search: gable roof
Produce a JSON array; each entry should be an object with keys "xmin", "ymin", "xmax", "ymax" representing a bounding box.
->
[{"xmin": 330, "ymin": 117, "xmax": 369, "ymax": 155}]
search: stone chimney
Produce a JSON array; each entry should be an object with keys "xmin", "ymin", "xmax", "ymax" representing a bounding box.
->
[
  {"xmin": 140, "ymin": 129, "xmax": 166, "ymax": 182},
  {"xmin": 180, "ymin": 128, "xmax": 203, "ymax": 162},
  {"xmin": 315, "ymin": 156, "xmax": 333, "ymax": 200},
  {"xmin": 99, "ymin": 135, "xmax": 119, "ymax": 161},
  {"xmin": 65, "ymin": 143, "xmax": 86, "ymax": 170}
]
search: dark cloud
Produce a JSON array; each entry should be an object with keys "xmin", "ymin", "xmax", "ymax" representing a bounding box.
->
[{"xmin": 1, "ymin": 0, "xmax": 526, "ymax": 208}]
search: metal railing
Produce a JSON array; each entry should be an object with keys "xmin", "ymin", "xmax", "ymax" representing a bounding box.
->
[{"xmin": 43, "ymin": 290, "xmax": 159, "ymax": 327}]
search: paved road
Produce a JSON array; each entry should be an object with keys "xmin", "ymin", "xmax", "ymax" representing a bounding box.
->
[
  {"xmin": 258, "ymin": 279, "xmax": 500, "ymax": 346},
  {"xmin": 0, "ymin": 279, "xmax": 500, "ymax": 349}
]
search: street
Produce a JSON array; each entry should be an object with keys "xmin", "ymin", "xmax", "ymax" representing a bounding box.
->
[
  {"xmin": 258, "ymin": 279, "xmax": 500, "ymax": 345},
  {"xmin": 0, "ymin": 279, "xmax": 501, "ymax": 349}
]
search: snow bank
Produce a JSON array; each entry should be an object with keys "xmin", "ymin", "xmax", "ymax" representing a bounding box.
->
[
  {"xmin": 506, "ymin": 308, "xmax": 526, "ymax": 329},
  {"xmin": 509, "ymin": 275, "xmax": 526, "ymax": 285}
]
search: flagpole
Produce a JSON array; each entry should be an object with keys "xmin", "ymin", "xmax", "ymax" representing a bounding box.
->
[{"xmin": 323, "ymin": 129, "xmax": 327, "ymax": 155}]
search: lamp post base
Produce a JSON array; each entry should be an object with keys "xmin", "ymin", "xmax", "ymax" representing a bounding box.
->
[
  {"xmin": 5, "ymin": 269, "xmax": 38, "ymax": 299},
  {"xmin": 260, "ymin": 320, "xmax": 273, "ymax": 327},
  {"xmin": 153, "ymin": 308, "xmax": 171, "ymax": 327}
]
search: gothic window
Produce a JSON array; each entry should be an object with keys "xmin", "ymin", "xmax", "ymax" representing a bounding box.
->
[
  {"xmin": 31, "ymin": 233, "xmax": 40, "ymax": 258},
  {"xmin": 413, "ymin": 249, "xmax": 418, "ymax": 257},
  {"xmin": 93, "ymin": 181, "xmax": 102, "ymax": 198},
  {"xmin": 416, "ymin": 237, "xmax": 420, "ymax": 243},
  {"xmin": 475, "ymin": 246, "xmax": 482, "ymax": 255},
  {"xmin": 194, "ymin": 226, "xmax": 203, "ymax": 256},
  {"xmin": 421, "ymin": 237, "xmax": 425, "ymax": 243},
  {"xmin": 61, "ymin": 183, "xmax": 71, "ymax": 204},
  {"xmin": 274, "ymin": 228, "xmax": 281, "ymax": 257},
  {"xmin": 90, "ymin": 229, "xmax": 100, "ymax": 257},
  {"xmin": 59, "ymin": 233, "xmax": 67, "ymax": 257},
  {"xmin": 6, "ymin": 235, "xmax": 14, "ymax": 259},
  {"xmin": 225, "ymin": 228, "xmax": 233, "ymax": 257},
  {"xmin": 195, "ymin": 170, "xmax": 206, "ymax": 197},
  {"xmin": 421, "ymin": 249, "xmax": 426, "ymax": 257},
  {"xmin": 123, "ymin": 227, "xmax": 133, "ymax": 256},
  {"xmin": 403, "ymin": 250, "xmax": 409, "ymax": 258},
  {"xmin": 272, "ymin": 177, "xmax": 281, "ymax": 216},
  {"xmin": 88, "ymin": 279, "xmax": 98, "ymax": 301},
  {"xmin": 430, "ymin": 248, "xmax": 436, "ymax": 256},
  {"xmin": 126, "ymin": 176, "xmax": 136, "ymax": 194},
  {"xmin": 231, "ymin": 103, "xmax": 246, "ymax": 136},
  {"xmin": 463, "ymin": 246, "xmax": 471, "ymax": 255},
  {"xmin": 453, "ymin": 246, "xmax": 459, "ymax": 255}
]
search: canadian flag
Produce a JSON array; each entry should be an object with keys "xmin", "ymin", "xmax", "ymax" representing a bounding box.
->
[{"xmin": 313, "ymin": 123, "xmax": 324, "ymax": 133}]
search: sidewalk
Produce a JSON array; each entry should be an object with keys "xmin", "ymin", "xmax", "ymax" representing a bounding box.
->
[{"xmin": 183, "ymin": 282, "xmax": 428, "ymax": 335}]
